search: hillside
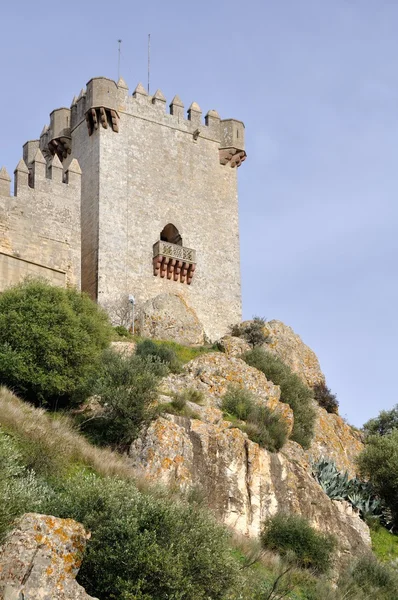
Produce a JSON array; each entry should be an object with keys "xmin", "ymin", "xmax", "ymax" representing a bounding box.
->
[{"xmin": 1, "ymin": 282, "xmax": 398, "ymax": 599}]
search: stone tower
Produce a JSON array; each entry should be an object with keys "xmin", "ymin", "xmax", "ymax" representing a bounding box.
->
[{"xmin": 3, "ymin": 76, "xmax": 246, "ymax": 341}]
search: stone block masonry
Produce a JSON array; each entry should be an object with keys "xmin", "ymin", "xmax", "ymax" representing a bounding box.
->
[
  {"xmin": 67, "ymin": 77, "xmax": 247, "ymax": 341},
  {"xmin": 0, "ymin": 153, "xmax": 81, "ymax": 290}
]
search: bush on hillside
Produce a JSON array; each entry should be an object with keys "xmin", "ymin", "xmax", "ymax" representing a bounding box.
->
[
  {"xmin": 363, "ymin": 405, "xmax": 398, "ymax": 437},
  {"xmin": 260, "ymin": 513, "xmax": 337, "ymax": 574},
  {"xmin": 231, "ymin": 316, "xmax": 269, "ymax": 348},
  {"xmin": 136, "ymin": 338, "xmax": 182, "ymax": 373},
  {"xmin": 113, "ymin": 325, "xmax": 130, "ymax": 338},
  {"xmin": 313, "ymin": 382, "xmax": 339, "ymax": 414},
  {"xmin": 243, "ymin": 348, "xmax": 316, "ymax": 449},
  {"xmin": 222, "ymin": 385, "xmax": 253, "ymax": 421},
  {"xmin": 0, "ymin": 280, "xmax": 112, "ymax": 407},
  {"xmin": 348, "ymin": 555, "xmax": 398, "ymax": 598},
  {"xmin": 0, "ymin": 428, "xmax": 45, "ymax": 542},
  {"xmin": 44, "ymin": 473, "xmax": 239, "ymax": 600},
  {"xmin": 357, "ymin": 430, "xmax": 398, "ymax": 529},
  {"xmin": 222, "ymin": 385, "xmax": 289, "ymax": 453},
  {"xmin": 80, "ymin": 349, "xmax": 167, "ymax": 449}
]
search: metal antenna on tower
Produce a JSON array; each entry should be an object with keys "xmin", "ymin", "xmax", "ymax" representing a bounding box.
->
[
  {"xmin": 147, "ymin": 33, "xmax": 151, "ymax": 94},
  {"xmin": 118, "ymin": 39, "xmax": 122, "ymax": 80}
]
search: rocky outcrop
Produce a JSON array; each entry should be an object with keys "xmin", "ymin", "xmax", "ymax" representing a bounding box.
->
[
  {"xmin": 306, "ymin": 406, "xmax": 363, "ymax": 477},
  {"xmin": 263, "ymin": 320, "xmax": 325, "ymax": 388},
  {"xmin": 131, "ymin": 338, "xmax": 368, "ymax": 565},
  {"xmin": 130, "ymin": 409, "xmax": 371, "ymax": 567},
  {"xmin": 217, "ymin": 335, "xmax": 251, "ymax": 358},
  {"xmin": 136, "ymin": 293, "xmax": 205, "ymax": 345},
  {"xmin": 161, "ymin": 352, "xmax": 294, "ymax": 433},
  {"xmin": 0, "ymin": 513, "xmax": 97, "ymax": 600}
]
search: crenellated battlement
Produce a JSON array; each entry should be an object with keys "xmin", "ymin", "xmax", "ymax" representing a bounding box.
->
[
  {"xmin": 0, "ymin": 153, "xmax": 81, "ymax": 199},
  {"xmin": 32, "ymin": 76, "xmax": 246, "ymax": 169}
]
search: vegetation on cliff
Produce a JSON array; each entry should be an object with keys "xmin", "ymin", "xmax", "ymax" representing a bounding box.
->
[
  {"xmin": 243, "ymin": 348, "xmax": 316, "ymax": 448},
  {"xmin": 222, "ymin": 385, "xmax": 289, "ymax": 452}
]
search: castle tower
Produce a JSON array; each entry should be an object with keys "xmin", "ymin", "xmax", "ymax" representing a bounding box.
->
[{"xmin": 18, "ymin": 75, "xmax": 246, "ymax": 340}]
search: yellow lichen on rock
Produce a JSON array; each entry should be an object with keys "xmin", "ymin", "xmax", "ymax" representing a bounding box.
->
[{"xmin": 0, "ymin": 513, "xmax": 97, "ymax": 599}]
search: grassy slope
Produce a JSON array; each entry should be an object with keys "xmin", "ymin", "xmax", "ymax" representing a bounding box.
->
[
  {"xmin": 371, "ymin": 526, "xmax": 398, "ymax": 562},
  {"xmin": 0, "ymin": 386, "xmax": 332, "ymax": 600}
]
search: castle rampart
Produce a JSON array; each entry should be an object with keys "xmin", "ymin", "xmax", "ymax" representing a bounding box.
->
[{"xmin": 0, "ymin": 152, "xmax": 81, "ymax": 291}]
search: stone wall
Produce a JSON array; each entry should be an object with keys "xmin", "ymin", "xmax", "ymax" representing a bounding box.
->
[
  {"xmin": 0, "ymin": 252, "xmax": 65, "ymax": 291},
  {"xmin": 0, "ymin": 153, "xmax": 81, "ymax": 290}
]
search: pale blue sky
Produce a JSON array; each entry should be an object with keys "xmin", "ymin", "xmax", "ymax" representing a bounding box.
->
[{"xmin": 1, "ymin": 0, "xmax": 397, "ymax": 426}]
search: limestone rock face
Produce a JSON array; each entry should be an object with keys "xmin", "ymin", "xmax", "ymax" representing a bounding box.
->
[
  {"xmin": 263, "ymin": 320, "xmax": 325, "ymax": 388},
  {"xmin": 306, "ymin": 406, "xmax": 364, "ymax": 477},
  {"xmin": 130, "ymin": 410, "xmax": 371, "ymax": 566},
  {"xmin": 0, "ymin": 513, "xmax": 97, "ymax": 600},
  {"xmin": 161, "ymin": 352, "xmax": 294, "ymax": 433},
  {"xmin": 136, "ymin": 293, "xmax": 205, "ymax": 345}
]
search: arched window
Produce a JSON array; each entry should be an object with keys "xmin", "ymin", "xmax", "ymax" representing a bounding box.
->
[{"xmin": 160, "ymin": 223, "xmax": 182, "ymax": 246}]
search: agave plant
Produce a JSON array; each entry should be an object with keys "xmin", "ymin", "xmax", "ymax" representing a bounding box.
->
[{"xmin": 311, "ymin": 457, "xmax": 386, "ymax": 524}]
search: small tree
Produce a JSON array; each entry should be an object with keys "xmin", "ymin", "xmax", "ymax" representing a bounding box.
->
[
  {"xmin": 81, "ymin": 349, "xmax": 168, "ymax": 449},
  {"xmin": 313, "ymin": 382, "xmax": 339, "ymax": 414},
  {"xmin": 357, "ymin": 430, "xmax": 398, "ymax": 529},
  {"xmin": 363, "ymin": 405, "xmax": 398, "ymax": 437},
  {"xmin": 0, "ymin": 280, "xmax": 112, "ymax": 407},
  {"xmin": 231, "ymin": 316, "xmax": 269, "ymax": 347}
]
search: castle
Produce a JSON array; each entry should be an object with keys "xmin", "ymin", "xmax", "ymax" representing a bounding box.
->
[{"xmin": 0, "ymin": 76, "xmax": 246, "ymax": 340}]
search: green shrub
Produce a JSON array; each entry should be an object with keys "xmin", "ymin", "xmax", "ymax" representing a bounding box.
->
[
  {"xmin": 80, "ymin": 349, "xmax": 168, "ymax": 449},
  {"xmin": 113, "ymin": 325, "xmax": 130, "ymax": 338},
  {"xmin": 260, "ymin": 513, "xmax": 336, "ymax": 574},
  {"xmin": 222, "ymin": 385, "xmax": 253, "ymax": 421},
  {"xmin": 363, "ymin": 405, "xmax": 398, "ymax": 437},
  {"xmin": 0, "ymin": 280, "xmax": 112, "ymax": 407},
  {"xmin": 0, "ymin": 428, "xmax": 46, "ymax": 542},
  {"xmin": 243, "ymin": 405, "xmax": 289, "ymax": 453},
  {"xmin": 357, "ymin": 430, "xmax": 398, "ymax": 528},
  {"xmin": 313, "ymin": 383, "xmax": 339, "ymax": 414},
  {"xmin": 44, "ymin": 473, "xmax": 239, "ymax": 600},
  {"xmin": 243, "ymin": 348, "xmax": 316, "ymax": 449},
  {"xmin": 136, "ymin": 338, "xmax": 182, "ymax": 373},
  {"xmin": 350, "ymin": 555, "xmax": 398, "ymax": 598},
  {"xmin": 222, "ymin": 385, "xmax": 288, "ymax": 452},
  {"xmin": 231, "ymin": 316, "xmax": 269, "ymax": 348}
]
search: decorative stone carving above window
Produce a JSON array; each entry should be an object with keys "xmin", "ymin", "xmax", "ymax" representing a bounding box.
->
[{"xmin": 153, "ymin": 240, "xmax": 196, "ymax": 285}]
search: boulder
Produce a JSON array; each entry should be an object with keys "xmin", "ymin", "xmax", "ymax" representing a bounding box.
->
[
  {"xmin": 263, "ymin": 320, "xmax": 325, "ymax": 388},
  {"xmin": 136, "ymin": 293, "xmax": 205, "ymax": 345},
  {"xmin": 0, "ymin": 513, "xmax": 97, "ymax": 600},
  {"xmin": 130, "ymin": 410, "xmax": 371, "ymax": 568},
  {"xmin": 217, "ymin": 335, "xmax": 251, "ymax": 357}
]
